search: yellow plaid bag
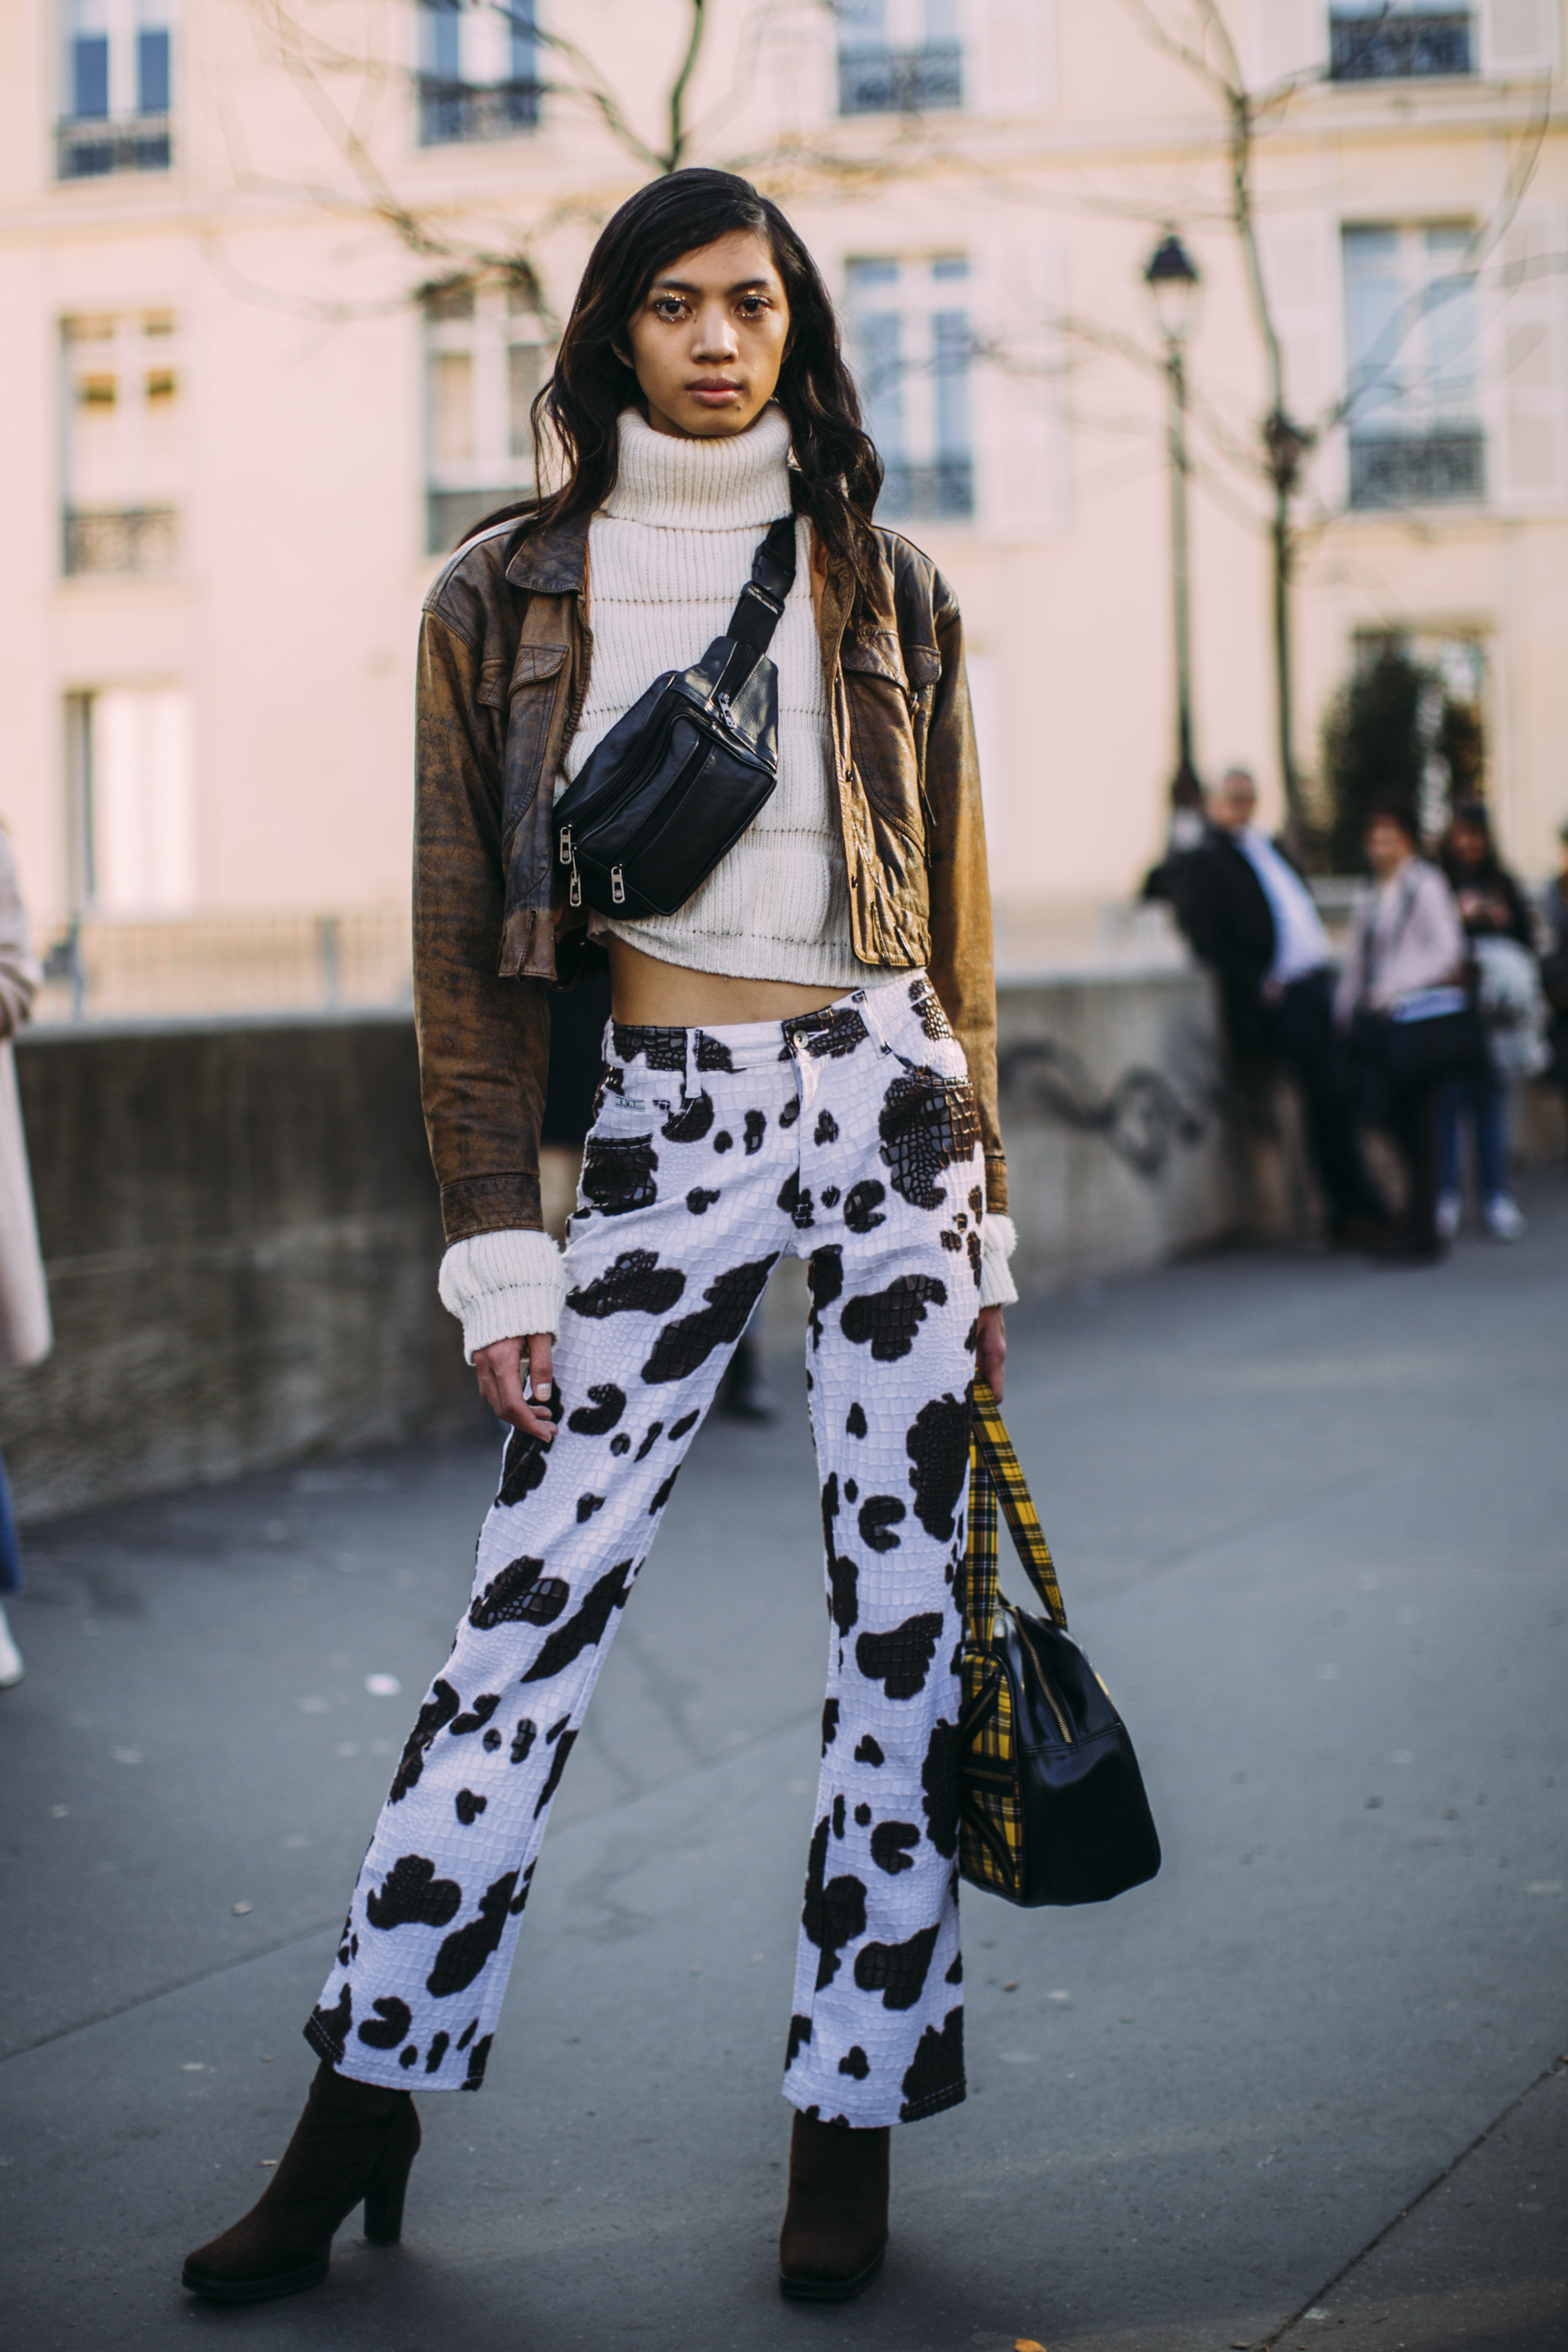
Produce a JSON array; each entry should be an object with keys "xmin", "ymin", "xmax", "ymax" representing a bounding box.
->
[{"xmin": 958, "ymin": 1381, "xmax": 1160, "ymax": 1908}]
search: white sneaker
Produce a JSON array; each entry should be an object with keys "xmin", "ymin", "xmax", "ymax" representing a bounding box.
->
[
  {"xmin": 1435, "ymin": 1190, "xmax": 1461, "ymax": 1240},
  {"xmin": 0, "ymin": 1602, "xmax": 23, "ymax": 1688},
  {"xmin": 1484, "ymin": 1194, "xmax": 1525, "ymax": 1241}
]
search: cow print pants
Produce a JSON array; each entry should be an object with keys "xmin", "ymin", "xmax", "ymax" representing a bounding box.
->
[{"xmin": 307, "ymin": 974, "xmax": 983, "ymax": 2127}]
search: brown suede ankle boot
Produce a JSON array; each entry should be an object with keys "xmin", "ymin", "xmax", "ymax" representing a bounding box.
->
[
  {"xmin": 778, "ymin": 2111, "xmax": 889, "ymax": 2301},
  {"xmin": 182, "ymin": 2061, "xmax": 421, "ymax": 2304}
]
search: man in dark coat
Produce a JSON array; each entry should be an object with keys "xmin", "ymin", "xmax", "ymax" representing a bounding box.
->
[{"xmin": 1166, "ymin": 769, "xmax": 1387, "ymax": 1242}]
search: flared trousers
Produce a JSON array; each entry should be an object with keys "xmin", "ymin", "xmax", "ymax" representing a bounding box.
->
[{"xmin": 307, "ymin": 975, "xmax": 984, "ymax": 2127}]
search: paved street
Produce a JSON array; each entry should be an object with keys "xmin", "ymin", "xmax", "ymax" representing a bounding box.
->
[{"xmin": 3, "ymin": 1179, "xmax": 1565, "ymax": 2351}]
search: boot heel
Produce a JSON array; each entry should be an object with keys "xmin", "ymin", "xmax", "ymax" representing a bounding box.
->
[{"xmin": 362, "ymin": 2146, "xmax": 415, "ymax": 2246}]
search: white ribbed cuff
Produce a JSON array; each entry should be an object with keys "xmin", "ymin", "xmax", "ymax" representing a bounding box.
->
[
  {"xmin": 438, "ymin": 1229, "xmax": 567, "ymax": 1362},
  {"xmin": 977, "ymin": 1213, "xmax": 1018, "ymax": 1309}
]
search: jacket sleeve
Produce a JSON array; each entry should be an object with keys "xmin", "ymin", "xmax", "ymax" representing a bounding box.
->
[
  {"xmin": 414, "ymin": 607, "xmax": 551, "ymax": 1242},
  {"xmin": 923, "ymin": 568, "xmax": 1006, "ymax": 1216}
]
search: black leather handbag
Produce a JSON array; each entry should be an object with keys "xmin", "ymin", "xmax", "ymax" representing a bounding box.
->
[
  {"xmin": 554, "ymin": 513, "xmax": 796, "ymax": 921},
  {"xmin": 958, "ymin": 1381, "xmax": 1162, "ymax": 1909}
]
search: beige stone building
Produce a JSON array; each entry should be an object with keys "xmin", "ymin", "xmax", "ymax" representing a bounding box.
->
[{"xmin": 1, "ymin": 0, "xmax": 1564, "ymax": 997}]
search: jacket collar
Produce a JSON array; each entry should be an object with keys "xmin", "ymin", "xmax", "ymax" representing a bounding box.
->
[{"xmin": 504, "ymin": 507, "xmax": 591, "ymax": 594}]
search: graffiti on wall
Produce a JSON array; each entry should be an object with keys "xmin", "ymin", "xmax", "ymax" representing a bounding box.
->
[{"xmin": 996, "ymin": 1033, "xmax": 1220, "ymax": 1180}]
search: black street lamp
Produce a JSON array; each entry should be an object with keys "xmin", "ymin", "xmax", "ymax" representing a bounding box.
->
[{"xmin": 1144, "ymin": 231, "xmax": 1202, "ymax": 812}]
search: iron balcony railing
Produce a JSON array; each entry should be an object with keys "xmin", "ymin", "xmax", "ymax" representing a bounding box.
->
[
  {"xmin": 417, "ymin": 77, "xmax": 539, "ymax": 145},
  {"xmin": 1348, "ymin": 426, "xmax": 1485, "ymax": 507},
  {"xmin": 1329, "ymin": 11, "xmax": 1474, "ymax": 80},
  {"xmin": 838, "ymin": 41, "xmax": 963, "ymax": 115},
  {"xmin": 63, "ymin": 507, "xmax": 179, "ymax": 578},
  {"xmin": 876, "ymin": 457, "xmax": 975, "ymax": 522},
  {"xmin": 57, "ymin": 114, "xmax": 172, "ymax": 178}
]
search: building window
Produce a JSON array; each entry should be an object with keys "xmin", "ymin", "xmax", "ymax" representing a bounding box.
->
[
  {"xmin": 58, "ymin": 0, "xmax": 172, "ymax": 179},
  {"xmin": 1329, "ymin": 3, "xmax": 1474, "ymax": 82},
  {"xmin": 424, "ymin": 279, "xmax": 550, "ymax": 554},
  {"xmin": 1342, "ymin": 225, "xmax": 1484, "ymax": 508},
  {"xmin": 419, "ymin": 0, "xmax": 537, "ymax": 145},
  {"xmin": 847, "ymin": 254, "xmax": 974, "ymax": 522},
  {"xmin": 837, "ymin": 0, "xmax": 963, "ymax": 116},
  {"xmin": 61, "ymin": 312, "xmax": 181, "ymax": 575},
  {"xmin": 66, "ymin": 686, "xmax": 196, "ymax": 911}
]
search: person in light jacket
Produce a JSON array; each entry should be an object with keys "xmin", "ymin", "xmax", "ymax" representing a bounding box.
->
[
  {"xmin": 1335, "ymin": 801, "xmax": 1467, "ymax": 1262},
  {"xmin": 0, "ymin": 824, "xmax": 52, "ymax": 1684}
]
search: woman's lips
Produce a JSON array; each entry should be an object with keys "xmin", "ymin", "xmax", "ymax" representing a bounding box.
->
[{"xmin": 687, "ymin": 383, "xmax": 743, "ymax": 403}]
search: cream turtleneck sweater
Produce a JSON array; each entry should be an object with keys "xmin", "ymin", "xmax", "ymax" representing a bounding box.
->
[
  {"xmin": 436, "ymin": 406, "xmax": 1017, "ymax": 1355},
  {"xmin": 562, "ymin": 404, "xmax": 862, "ymax": 988}
]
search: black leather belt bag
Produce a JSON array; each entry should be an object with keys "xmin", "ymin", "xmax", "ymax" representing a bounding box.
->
[{"xmin": 554, "ymin": 512, "xmax": 796, "ymax": 922}]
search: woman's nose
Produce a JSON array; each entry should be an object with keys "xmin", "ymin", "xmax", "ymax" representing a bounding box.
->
[{"xmin": 692, "ymin": 305, "xmax": 738, "ymax": 360}]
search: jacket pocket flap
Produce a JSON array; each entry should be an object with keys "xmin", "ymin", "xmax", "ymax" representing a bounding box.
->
[
  {"xmin": 480, "ymin": 645, "xmax": 569, "ymax": 705},
  {"xmin": 841, "ymin": 633, "xmax": 942, "ymax": 691},
  {"xmin": 841, "ymin": 632, "xmax": 907, "ymax": 686},
  {"xmin": 513, "ymin": 644, "xmax": 569, "ymax": 686}
]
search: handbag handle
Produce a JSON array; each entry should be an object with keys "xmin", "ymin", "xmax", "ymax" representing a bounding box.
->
[{"xmin": 963, "ymin": 1379, "xmax": 1068, "ymax": 1639}]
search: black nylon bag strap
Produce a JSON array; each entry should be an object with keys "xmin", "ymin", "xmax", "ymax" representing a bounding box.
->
[{"xmin": 725, "ymin": 514, "xmax": 798, "ymax": 654}]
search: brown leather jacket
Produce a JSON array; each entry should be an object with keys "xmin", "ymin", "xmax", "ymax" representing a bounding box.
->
[{"xmin": 414, "ymin": 506, "xmax": 1006, "ymax": 1243}]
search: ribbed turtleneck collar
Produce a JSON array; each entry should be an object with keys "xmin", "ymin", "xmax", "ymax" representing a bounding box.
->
[{"xmin": 604, "ymin": 402, "xmax": 793, "ymax": 531}]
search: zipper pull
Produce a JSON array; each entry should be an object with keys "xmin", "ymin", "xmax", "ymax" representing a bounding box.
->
[
  {"xmin": 569, "ymin": 854, "xmax": 582, "ymax": 909},
  {"xmin": 611, "ymin": 865, "xmax": 625, "ymax": 906},
  {"xmin": 558, "ymin": 825, "xmax": 572, "ymax": 867}
]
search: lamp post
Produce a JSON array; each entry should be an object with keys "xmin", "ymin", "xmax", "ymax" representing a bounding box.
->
[{"xmin": 1144, "ymin": 232, "xmax": 1202, "ymax": 814}]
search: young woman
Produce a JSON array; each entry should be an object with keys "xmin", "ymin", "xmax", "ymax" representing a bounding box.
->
[
  {"xmin": 182, "ymin": 168, "xmax": 1015, "ymax": 2308},
  {"xmin": 1436, "ymin": 799, "xmax": 1533, "ymax": 1240},
  {"xmin": 1336, "ymin": 801, "xmax": 1467, "ymax": 1262}
]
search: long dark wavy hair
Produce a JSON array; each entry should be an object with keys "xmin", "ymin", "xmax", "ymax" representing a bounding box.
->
[{"xmin": 465, "ymin": 170, "xmax": 884, "ymax": 597}]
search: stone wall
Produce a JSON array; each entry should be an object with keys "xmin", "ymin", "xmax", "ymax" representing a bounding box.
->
[
  {"xmin": 5, "ymin": 980, "xmax": 1560, "ymax": 1523},
  {"xmin": 1, "ymin": 1013, "xmax": 477, "ymax": 1523},
  {"xmin": 995, "ymin": 965, "xmax": 1248, "ymax": 1289}
]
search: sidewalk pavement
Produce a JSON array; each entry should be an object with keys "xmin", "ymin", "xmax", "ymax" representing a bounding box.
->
[{"xmin": 2, "ymin": 1176, "xmax": 1565, "ymax": 2350}]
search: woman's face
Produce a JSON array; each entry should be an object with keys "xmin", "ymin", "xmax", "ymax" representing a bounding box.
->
[
  {"xmin": 1365, "ymin": 816, "xmax": 1414, "ymax": 881},
  {"xmin": 1449, "ymin": 821, "xmax": 1487, "ymax": 869},
  {"xmin": 621, "ymin": 231, "xmax": 791, "ymax": 441}
]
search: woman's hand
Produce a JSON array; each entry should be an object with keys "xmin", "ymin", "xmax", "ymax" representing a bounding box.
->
[
  {"xmin": 976, "ymin": 1305, "xmax": 1006, "ymax": 1402},
  {"xmin": 474, "ymin": 1334, "xmax": 558, "ymax": 1442}
]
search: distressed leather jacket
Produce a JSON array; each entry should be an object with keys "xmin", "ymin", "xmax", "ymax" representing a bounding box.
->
[{"xmin": 414, "ymin": 506, "xmax": 1007, "ymax": 1242}]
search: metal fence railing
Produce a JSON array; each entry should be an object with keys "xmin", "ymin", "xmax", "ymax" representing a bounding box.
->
[{"xmin": 34, "ymin": 909, "xmax": 413, "ymax": 1027}]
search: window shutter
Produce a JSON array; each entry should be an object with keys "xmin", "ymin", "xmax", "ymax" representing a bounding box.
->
[
  {"xmin": 972, "ymin": 0, "xmax": 1053, "ymax": 114},
  {"xmin": 1479, "ymin": 0, "xmax": 1562, "ymax": 75},
  {"xmin": 1255, "ymin": 213, "xmax": 1345, "ymax": 504},
  {"xmin": 1247, "ymin": 0, "xmax": 1328, "ymax": 85},
  {"xmin": 1490, "ymin": 205, "xmax": 1567, "ymax": 508},
  {"xmin": 976, "ymin": 233, "xmax": 1066, "ymax": 541}
]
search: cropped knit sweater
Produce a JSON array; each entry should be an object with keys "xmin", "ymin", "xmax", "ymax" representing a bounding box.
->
[
  {"xmin": 565, "ymin": 404, "xmax": 862, "ymax": 988},
  {"xmin": 438, "ymin": 406, "xmax": 1017, "ymax": 1356}
]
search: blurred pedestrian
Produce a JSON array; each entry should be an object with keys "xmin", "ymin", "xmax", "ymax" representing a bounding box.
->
[
  {"xmin": 1538, "ymin": 820, "xmax": 1568, "ymax": 1105},
  {"xmin": 0, "ymin": 823, "xmax": 52, "ymax": 1686},
  {"xmin": 1336, "ymin": 801, "xmax": 1470, "ymax": 1263},
  {"xmin": 1435, "ymin": 800, "xmax": 1537, "ymax": 1240},
  {"xmin": 1166, "ymin": 767, "xmax": 1387, "ymax": 1244}
]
